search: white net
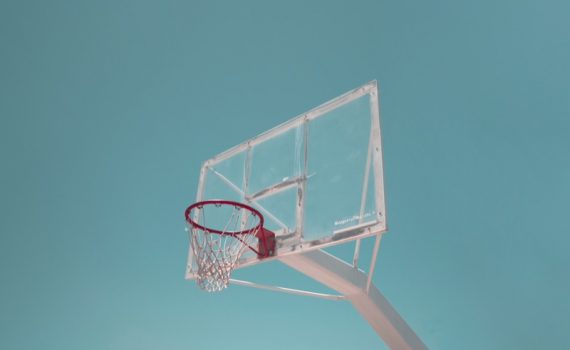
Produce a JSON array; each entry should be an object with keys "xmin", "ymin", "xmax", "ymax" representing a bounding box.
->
[{"xmin": 187, "ymin": 202, "xmax": 261, "ymax": 292}]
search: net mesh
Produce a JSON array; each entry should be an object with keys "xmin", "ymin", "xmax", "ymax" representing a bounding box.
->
[{"xmin": 187, "ymin": 203, "xmax": 261, "ymax": 292}]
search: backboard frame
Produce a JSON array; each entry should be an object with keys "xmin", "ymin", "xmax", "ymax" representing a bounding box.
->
[{"xmin": 185, "ymin": 80, "xmax": 387, "ymax": 280}]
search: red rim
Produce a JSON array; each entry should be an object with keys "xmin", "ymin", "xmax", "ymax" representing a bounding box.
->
[{"xmin": 184, "ymin": 200, "xmax": 264, "ymax": 235}]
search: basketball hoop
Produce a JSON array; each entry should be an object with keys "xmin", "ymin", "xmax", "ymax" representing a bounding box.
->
[{"xmin": 184, "ymin": 200, "xmax": 276, "ymax": 292}]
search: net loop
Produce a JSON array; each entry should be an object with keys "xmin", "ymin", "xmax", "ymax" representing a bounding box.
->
[{"xmin": 185, "ymin": 200, "xmax": 275, "ymax": 292}]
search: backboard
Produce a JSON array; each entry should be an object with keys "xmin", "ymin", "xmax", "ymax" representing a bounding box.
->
[{"xmin": 186, "ymin": 81, "xmax": 386, "ymax": 279}]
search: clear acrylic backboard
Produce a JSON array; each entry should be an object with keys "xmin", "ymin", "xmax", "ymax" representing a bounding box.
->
[{"xmin": 186, "ymin": 81, "xmax": 386, "ymax": 279}]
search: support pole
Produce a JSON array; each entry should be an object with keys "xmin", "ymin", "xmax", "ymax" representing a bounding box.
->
[{"xmin": 280, "ymin": 249, "xmax": 427, "ymax": 350}]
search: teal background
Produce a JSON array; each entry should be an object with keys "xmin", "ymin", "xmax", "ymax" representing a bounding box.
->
[{"xmin": 1, "ymin": 0, "xmax": 569, "ymax": 349}]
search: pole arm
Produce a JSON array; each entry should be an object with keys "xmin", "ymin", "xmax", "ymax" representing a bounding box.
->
[{"xmin": 280, "ymin": 249, "xmax": 427, "ymax": 350}]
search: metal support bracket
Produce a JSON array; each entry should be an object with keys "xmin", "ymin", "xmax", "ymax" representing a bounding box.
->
[{"xmin": 229, "ymin": 279, "xmax": 346, "ymax": 301}]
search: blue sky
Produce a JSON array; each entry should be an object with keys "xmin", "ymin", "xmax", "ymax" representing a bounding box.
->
[{"xmin": 1, "ymin": 0, "xmax": 569, "ymax": 349}]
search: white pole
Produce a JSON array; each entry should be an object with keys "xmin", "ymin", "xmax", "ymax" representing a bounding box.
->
[{"xmin": 281, "ymin": 250, "xmax": 427, "ymax": 350}]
